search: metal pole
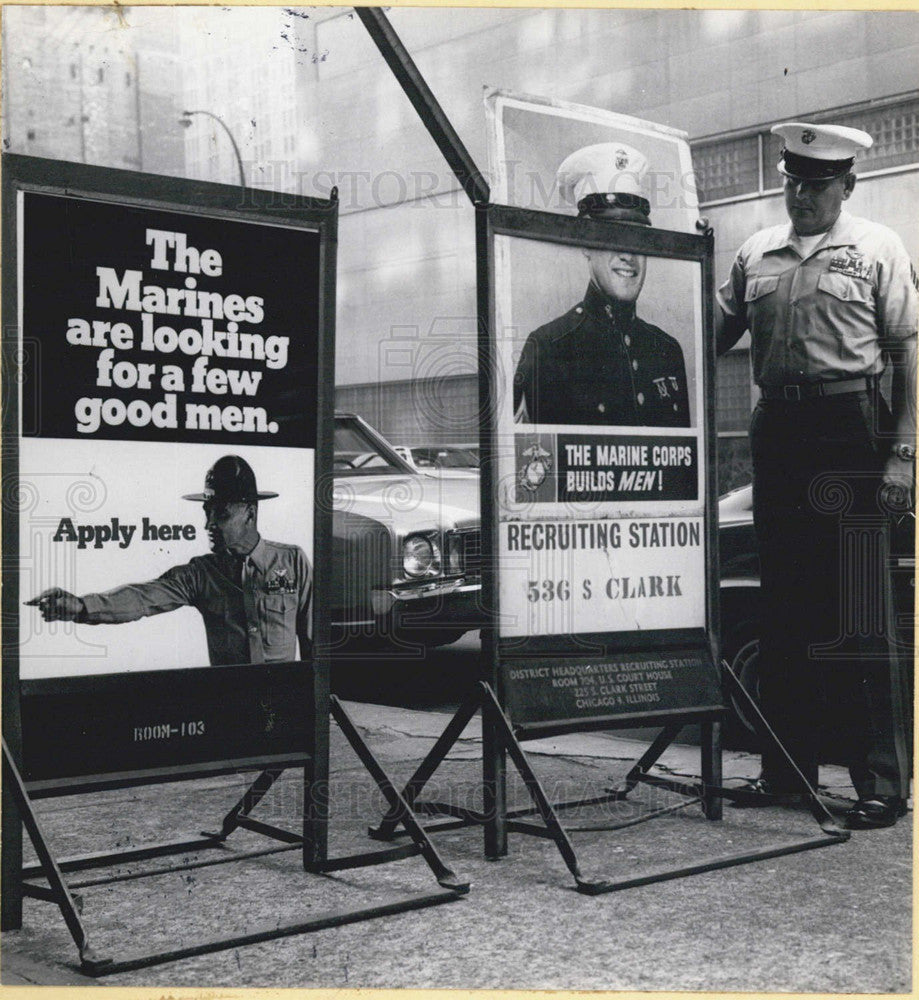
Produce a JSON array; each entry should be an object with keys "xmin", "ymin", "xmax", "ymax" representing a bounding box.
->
[
  {"xmin": 355, "ymin": 7, "xmax": 489, "ymax": 207},
  {"xmin": 181, "ymin": 109, "xmax": 246, "ymax": 189}
]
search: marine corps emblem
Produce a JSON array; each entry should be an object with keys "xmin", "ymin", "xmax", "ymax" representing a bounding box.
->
[
  {"xmin": 517, "ymin": 443, "xmax": 552, "ymax": 493},
  {"xmin": 614, "ymin": 148, "xmax": 630, "ymax": 170},
  {"xmin": 801, "ymin": 129, "xmax": 817, "ymax": 145},
  {"xmin": 653, "ymin": 376, "xmax": 670, "ymax": 399}
]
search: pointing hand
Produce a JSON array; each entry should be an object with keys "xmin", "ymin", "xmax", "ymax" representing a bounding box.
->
[{"xmin": 25, "ymin": 588, "xmax": 85, "ymax": 622}]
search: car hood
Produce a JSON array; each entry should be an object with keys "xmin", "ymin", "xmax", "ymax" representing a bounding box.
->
[
  {"xmin": 718, "ymin": 485, "xmax": 753, "ymax": 528},
  {"xmin": 333, "ymin": 473, "xmax": 480, "ymax": 533},
  {"xmin": 718, "ymin": 508, "xmax": 753, "ymax": 529}
]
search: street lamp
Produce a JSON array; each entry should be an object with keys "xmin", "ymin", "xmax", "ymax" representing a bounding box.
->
[{"xmin": 179, "ymin": 109, "xmax": 246, "ymax": 190}]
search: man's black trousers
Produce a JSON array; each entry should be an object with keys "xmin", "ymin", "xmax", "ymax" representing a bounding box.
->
[{"xmin": 750, "ymin": 388, "xmax": 910, "ymax": 799}]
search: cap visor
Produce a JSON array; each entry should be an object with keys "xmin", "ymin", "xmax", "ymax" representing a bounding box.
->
[
  {"xmin": 181, "ymin": 490, "xmax": 279, "ymax": 501},
  {"xmin": 778, "ymin": 154, "xmax": 852, "ymax": 181}
]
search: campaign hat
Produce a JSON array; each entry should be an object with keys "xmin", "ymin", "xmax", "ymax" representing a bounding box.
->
[
  {"xmin": 182, "ymin": 455, "xmax": 279, "ymax": 503},
  {"xmin": 772, "ymin": 122, "xmax": 873, "ymax": 180},
  {"xmin": 556, "ymin": 142, "xmax": 652, "ymax": 224}
]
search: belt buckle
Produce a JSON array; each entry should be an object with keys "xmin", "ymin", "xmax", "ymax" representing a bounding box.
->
[{"xmin": 782, "ymin": 384, "xmax": 802, "ymax": 401}]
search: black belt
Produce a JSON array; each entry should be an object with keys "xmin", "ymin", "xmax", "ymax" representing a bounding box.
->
[{"xmin": 759, "ymin": 377, "xmax": 869, "ymax": 401}]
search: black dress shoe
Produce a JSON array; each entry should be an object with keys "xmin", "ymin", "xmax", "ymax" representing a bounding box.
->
[
  {"xmin": 730, "ymin": 777, "xmax": 809, "ymax": 809},
  {"xmin": 844, "ymin": 796, "xmax": 908, "ymax": 830}
]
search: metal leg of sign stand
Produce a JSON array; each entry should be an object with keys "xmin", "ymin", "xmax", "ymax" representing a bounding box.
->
[
  {"xmin": 2, "ymin": 740, "xmax": 99, "ymax": 967},
  {"xmin": 366, "ymin": 679, "xmax": 849, "ymax": 894},
  {"xmin": 368, "ymin": 685, "xmax": 486, "ymax": 841},
  {"xmin": 202, "ymin": 764, "xmax": 292, "ymax": 842},
  {"xmin": 321, "ymin": 696, "xmax": 470, "ymax": 893},
  {"xmin": 570, "ymin": 665, "xmax": 850, "ymax": 895},
  {"xmin": 5, "ymin": 729, "xmax": 465, "ymax": 977}
]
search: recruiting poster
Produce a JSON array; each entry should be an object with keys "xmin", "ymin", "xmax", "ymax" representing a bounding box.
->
[
  {"xmin": 484, "ymin": 93, "xmax": 708, "ymax": 644},
  {"xmin": 484, "ymin": 88, "xmax": 701, "ymax": 233},
  {"xmin": 493, "ymin": 231, "xmax": 706, "ymax": 640},
  {"xmin": 18, "ymin": 191, "xmax": 320, "ymax": 677}
]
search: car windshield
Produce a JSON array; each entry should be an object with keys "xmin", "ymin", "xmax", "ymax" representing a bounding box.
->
[
  {"xmin": 414, "ymin": 446, "xmax": 479, "ymax": 469},
  {"xmin": 334, "ymin": 423, "xmax": 408, "ymax": 475},
  {"xmin": 433, "ymin": 448, "xmax": 478, "ymax": 468}
]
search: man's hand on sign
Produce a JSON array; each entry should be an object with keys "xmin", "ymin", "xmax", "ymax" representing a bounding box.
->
[{"xmin": 26, "ymin": 588, "xmax": 86, "ymax": 622}]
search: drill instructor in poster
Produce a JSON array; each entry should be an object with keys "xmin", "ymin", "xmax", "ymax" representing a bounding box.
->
[
  {"xmin": 28, "ymin": 456, "xmax": 312, "ymax": 665},
  {"xmin": 717, "ymin": 122, "xmax": 916, "ymax": 829},
  {"xmin": 514, "ymin": 142, "xmax": 690, "ymax": 427}
]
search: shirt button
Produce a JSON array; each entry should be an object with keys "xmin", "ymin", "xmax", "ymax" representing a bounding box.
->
[
  {"xmin": 624, "ymin": 335, "xmax": 631, "ymax": 347},
  {"xmin": 248, "ymin": 625, "xmax": 258, "ymax": 635},
  {"xmin": 575, "ymin": 306, "xmax": 583, "ymax": 314},
  {"xmin": 632, "ymin": 359, "xmax": 639, "ymax": 371},
  {"xmin": 673, "ymin": 403, "xmax": 679, "ymax": 412},
  {"xmin": 598, "ymin": 402, "xmax": 606, "ymax": 413},
  {"xmin": 637, "ymin": 392, "xmax": 645, "ymax": 406}
]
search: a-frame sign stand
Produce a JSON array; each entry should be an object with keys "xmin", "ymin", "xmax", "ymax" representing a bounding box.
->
[
  {"xmin": 1, "ymin": 155, "xmax": 467, "ymax": 976},
  {"xmin": 358, "ymin": 7, "xmax": 849, "ymax": 891},
  {"xmin": 4, "ymin": 696, "xmax": 466, "ymax": 976},
  {"xmin": 369, "ymin": 674, "xmax": 847, "ymax": 894}
]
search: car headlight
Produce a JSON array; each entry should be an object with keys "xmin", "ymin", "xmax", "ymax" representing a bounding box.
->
[{"xmin": 402, "ymin": 533, "xmax": 442, "ymax": 578}]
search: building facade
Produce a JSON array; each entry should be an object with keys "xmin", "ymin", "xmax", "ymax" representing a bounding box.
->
[{"xmin": 4, "ymin": 7, "xmax": 918, "ymax": 489}]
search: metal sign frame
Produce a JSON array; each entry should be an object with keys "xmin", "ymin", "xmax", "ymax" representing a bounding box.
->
[
  {"xmin": 480, "ymin": 202, "xmax": 721, "ymax": 723},
  {"xmin": 356, "ymin": 7, "xmax": 848, "ymax": 892},
  {"xmin": 1, "ymin": 154, "xmax": 465, "ymax": 974},
  {"xmin": 477, "ymin": 202, "xmax": 724, "ymax": 864}
]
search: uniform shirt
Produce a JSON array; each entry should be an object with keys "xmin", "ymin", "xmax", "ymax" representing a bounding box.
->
[
  {"xmin": 514, "ymin": 282, "xmax": 690, "ymax": 427},
  {"xmin": 81, "ymin": 537, "xmax": 312, "ymax": 665},
  {"xmin": 718, "ymin": 210, "xmax": 918, "ymax": 386}
]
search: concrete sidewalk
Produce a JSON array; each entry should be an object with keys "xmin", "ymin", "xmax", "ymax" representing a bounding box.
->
[{"xmin": 2, "ymin": 700, "xmax": 912, "ymax": 992}]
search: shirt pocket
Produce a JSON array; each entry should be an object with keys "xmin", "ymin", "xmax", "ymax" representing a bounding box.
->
[
  {"xmin": 816, "ymin": 271, "xmax": 873, "ymax": 303},
  {"xmin": 261, "ymin": 593, "xmax": 297, "ymax": 649},
  {"xmin": 744, "ymin": 275, "xmax": 780, "ymax": 302}
]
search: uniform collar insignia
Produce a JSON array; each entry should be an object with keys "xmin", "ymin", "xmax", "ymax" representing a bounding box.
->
[{"xmin": 583, "ymin": 282, "xmax": 637, "ymax": 325}]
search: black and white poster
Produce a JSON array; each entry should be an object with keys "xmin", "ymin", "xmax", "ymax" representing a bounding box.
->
[
  {"xmin": 19, "ymin": 192, "xmax": 320, "ymax": 676},
  {"xmin": 491, "ymin": 240, "xmax": 705, "ymax": 638}
]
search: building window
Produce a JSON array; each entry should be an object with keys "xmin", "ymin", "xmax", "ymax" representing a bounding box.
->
[
  {"xmin": 693, "ymin": 136, "xmax": 760, "ymax": 203},
  {"xmin": 125, "ymin": 72, "xmax": 132, "ymax": 88},
  {"xmin": 716, "ymin": 349, "xmax": 752, "ymax": 434},
  {"xmin": 96, "ymin": 67, "xmax": 104, "ymax": 84},
  {"xmin": 26, "ymin": 130, "xmax": 36, "ymax": 142},
  {"xmin": 69, "ymin": 63, "xmax": 77, "ymax": 80},
  {"xmin": 693, "ymin": 94, "xmax": 919, "ymax": 206}
]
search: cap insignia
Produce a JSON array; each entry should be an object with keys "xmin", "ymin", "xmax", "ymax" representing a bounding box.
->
[
  {"xmin": 614, "ymin": 148, "xmax": 630, "ymax": 170},
  {"xmin": 801, "ymin": 129, "xmax": 817, "ymax": 145}
]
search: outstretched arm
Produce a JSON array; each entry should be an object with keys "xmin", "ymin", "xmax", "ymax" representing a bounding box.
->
[{"xmin": 27, "ymin": 565, "xmax": 199, "ymax": 625}]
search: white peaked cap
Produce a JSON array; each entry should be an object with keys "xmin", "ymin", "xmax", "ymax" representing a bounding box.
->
[
  {"xmin": 556, "ymin": 142, "xmax": 651, "ymax": 210},
  {"xmin": 772, "ymin": 122, "xmax": 872, "ymax": 178}
]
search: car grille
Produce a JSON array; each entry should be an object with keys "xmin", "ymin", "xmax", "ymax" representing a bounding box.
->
[{"xmin": 447, "ymin": 528, "xmax": 482, "ymax": 577}]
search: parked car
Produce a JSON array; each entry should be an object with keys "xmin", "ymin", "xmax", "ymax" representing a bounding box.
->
[
  {"xmin": 716, "ymin": 484, "xmax": 762, "ymax": 738},
  {"xmin": 716, "ymin": 482, "xmax": 915, "ymax": 744},
  {"xmin": 332, "ymin": 414, "xmax": 483, "ymax": 648},
  {"xmin": 394, "ymin": 444, "xmax": 480, "ymax": 477}
]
